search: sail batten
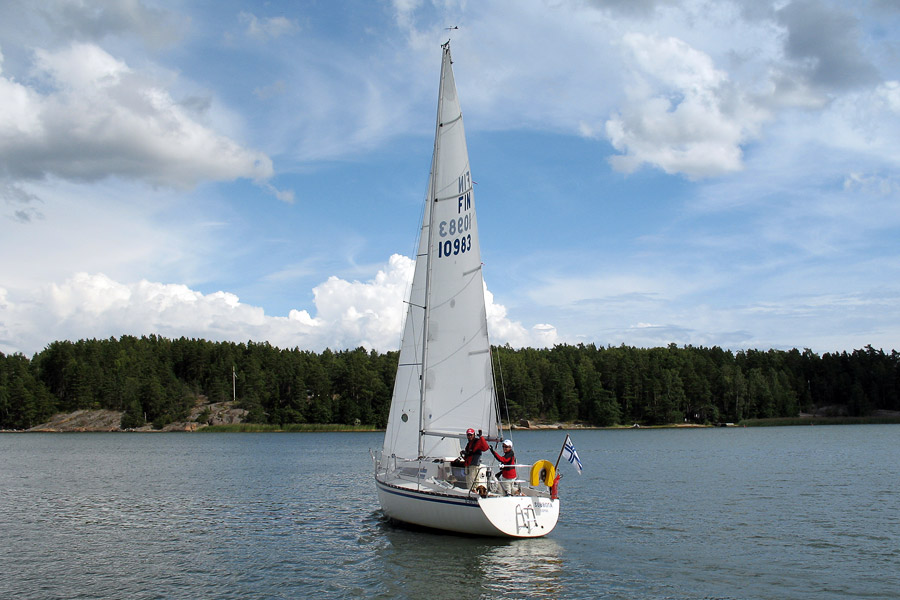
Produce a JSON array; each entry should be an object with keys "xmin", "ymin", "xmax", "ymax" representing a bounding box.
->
[{"xmin": 434, "ymin": 194, "xmax": 467, "ymax": 205}]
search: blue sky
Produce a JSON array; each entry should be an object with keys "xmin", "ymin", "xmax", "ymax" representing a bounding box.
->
[{"xmin": 1, "ymin": 0, "xmax": 899, "ymax": 357}]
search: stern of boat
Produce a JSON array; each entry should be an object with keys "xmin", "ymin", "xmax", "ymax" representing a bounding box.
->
[{"xmin": 478, "ymin": 493, "xmax": 560, "ymax": 538}]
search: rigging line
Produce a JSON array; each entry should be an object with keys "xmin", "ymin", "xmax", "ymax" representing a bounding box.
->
[
  {"xmin": 480, "ymin": 258, "xmax": 509, "ymax": 440},
  {"xmin": 395, "ymin": 187, "xmax": 430, "ymax": 352},
  {"xmin": 492, "ymin": 344, "xmax": 513, "ymax": 443}
]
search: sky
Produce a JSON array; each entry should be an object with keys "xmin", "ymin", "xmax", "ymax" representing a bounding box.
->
[{"xmin": 1, "ymin": 0, "xmax": 899, "ymax": 358}]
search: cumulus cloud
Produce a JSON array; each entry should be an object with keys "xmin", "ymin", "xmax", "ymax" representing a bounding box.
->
[
  {"xmin": 0, "ymin": 272, "xmax": 321, "ymax": 356},
  {"xmin": 604, "ymin": 32, "xmax": 769, "ymax": 179},
  {"xmin": 0, "ymin": 256, "xmax": 556, "ymax": 356},
  {"xmin": 0, "ymin": 43, "xmax": 273, "ymax": 188}
]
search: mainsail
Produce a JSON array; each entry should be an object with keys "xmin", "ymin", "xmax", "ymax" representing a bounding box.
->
[{"xmin": 381, "ymin": 42, "xmax": 499, "ymax": 462}]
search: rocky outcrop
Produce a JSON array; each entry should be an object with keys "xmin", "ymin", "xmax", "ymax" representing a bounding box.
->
[
  {"xmin": 28, "ymin": 409, "xmax": 124, "ymax": 432},
  {"xmin": 26, "ymin": 398, "xmax": 248, "ymax": 432},
  {"xmin": 198, "ymin": 402, "xmax": 248, "ymax": 427}
]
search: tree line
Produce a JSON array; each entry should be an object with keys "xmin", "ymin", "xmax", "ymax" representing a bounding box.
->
[{"xmin": 1, "ymin": 335, "xmax": 898, "ymax": 430}]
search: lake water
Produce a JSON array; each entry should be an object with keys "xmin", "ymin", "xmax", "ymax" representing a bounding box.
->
[{"xmin": 1, "ymin": 426, "xmax": 898, "ymax": 599}]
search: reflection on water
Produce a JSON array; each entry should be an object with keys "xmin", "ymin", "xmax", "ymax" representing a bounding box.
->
[
  {"xmin": 372, "ymin": 516, "xmax": 564, "ymax": 600},
  {"xmin": 480, "ymin": 536, "xmax": 564, "ymax": 599}
]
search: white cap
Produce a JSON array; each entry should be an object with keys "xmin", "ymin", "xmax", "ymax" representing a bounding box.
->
[{"xmin": 502, "ymin": 439, "xmax": 513, "ymax": 448}]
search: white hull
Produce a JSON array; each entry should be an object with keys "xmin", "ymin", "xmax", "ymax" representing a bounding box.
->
[{"xmin": 374, "ymin": 467, "xmax": 559, "ymax": 538}]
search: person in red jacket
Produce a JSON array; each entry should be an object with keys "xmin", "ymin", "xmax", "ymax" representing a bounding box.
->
[
  {"xmin": 463, "ymin": 427, "xmax": 489, "ymax": 491},
  {"xmin": 490, "ymin": 439, "xmax": 518, "ymax": 495}
]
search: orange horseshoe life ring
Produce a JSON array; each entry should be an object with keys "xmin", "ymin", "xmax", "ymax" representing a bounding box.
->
[{"xmin": 530, "ymin": 460, "xmax": 556, "ymax": 487}]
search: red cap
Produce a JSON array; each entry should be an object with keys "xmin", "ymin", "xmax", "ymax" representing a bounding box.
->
[{"xmin": 466, "ymin": 428, "xmax": 475, "ymax": 435}]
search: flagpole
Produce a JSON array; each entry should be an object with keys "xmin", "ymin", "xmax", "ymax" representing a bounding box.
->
[{"xmin": 554, "ymin": 434, "xmax": 569, "ymax": 471}]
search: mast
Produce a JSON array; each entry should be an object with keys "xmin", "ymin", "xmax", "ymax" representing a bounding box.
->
[{"xmin": 418, "ymin": 41, "xmax": 451, "ymax": 458}]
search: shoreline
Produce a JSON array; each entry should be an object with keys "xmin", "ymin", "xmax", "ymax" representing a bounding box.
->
[{"xmin": 5, "ymin": 409, "xmax": 900, "ymax": 433}]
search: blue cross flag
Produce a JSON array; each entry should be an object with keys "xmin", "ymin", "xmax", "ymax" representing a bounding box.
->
[{"xmin": 562, "ymin": 434, "xmax": 583, "ymax": 474}]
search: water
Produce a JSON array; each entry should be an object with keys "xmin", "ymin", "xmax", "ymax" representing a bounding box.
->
[{"xmin": 2, "ymin": 427, "xmax": 898, "ymax": 599}]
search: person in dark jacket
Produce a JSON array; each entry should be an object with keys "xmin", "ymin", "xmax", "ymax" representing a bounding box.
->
[
  {"xmin": 490, "ymin": 439, "xmax": 518, "ymax": 495},
  {"xmin": 463, "ymin": 427, "xmax": 489, "ymax": 491}
]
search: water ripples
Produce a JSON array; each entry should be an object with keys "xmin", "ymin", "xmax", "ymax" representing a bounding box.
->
[{"xmin": 2, "ymin": 428, "xmax": 900, "ymax": 599}]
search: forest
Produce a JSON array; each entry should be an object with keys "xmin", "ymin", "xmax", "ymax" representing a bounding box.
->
[{"xmin": 1, "ymin": 335, "xmax": 898, "ymax": 430}]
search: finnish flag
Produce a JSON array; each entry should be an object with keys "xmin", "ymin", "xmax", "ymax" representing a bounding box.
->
[{"xmin": 563, "ymin": 435, "xmax": 583, "ymax": 474}]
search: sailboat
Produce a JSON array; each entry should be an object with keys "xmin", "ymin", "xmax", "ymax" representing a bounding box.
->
[{"xmin": 373, "ymin": 42, "xmax": 560, "ymax": 538}]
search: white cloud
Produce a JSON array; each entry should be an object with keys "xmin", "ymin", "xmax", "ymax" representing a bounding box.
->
[
  {"xmin": 0, "ymin": 43, "xmax": 272, "ymax": 188},
  {"xmin": 604, "ymin": 32, "xmax": 769, "ymax": 179},
  {"xmin": 0, "ymin": 256, "xmax": 557, "ymax": 356},
  {"xmin": 305, "ymin": 254, "xmax": 412, "ymax": 350}
]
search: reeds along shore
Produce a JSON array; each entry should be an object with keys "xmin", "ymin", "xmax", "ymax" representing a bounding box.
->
[
  {"xmin": 199, "ymin": 423, "xmax": 379, "ymax": 433},
  {"xmin": 740, "ymin": 415, "xmax": 900, "ymax": 427}
]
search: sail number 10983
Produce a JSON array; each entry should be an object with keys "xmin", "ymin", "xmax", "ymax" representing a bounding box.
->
[
  {"xmin": 437, "ymin": 179, "xmax": 473, "ymax": 259},
  {"xmin": 437, "ymin": 213, "xmax": 472, "ymax": 259},
  {"xmin": 437, "ymin": 233, "xmax": 471, "ymax": 258}
]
